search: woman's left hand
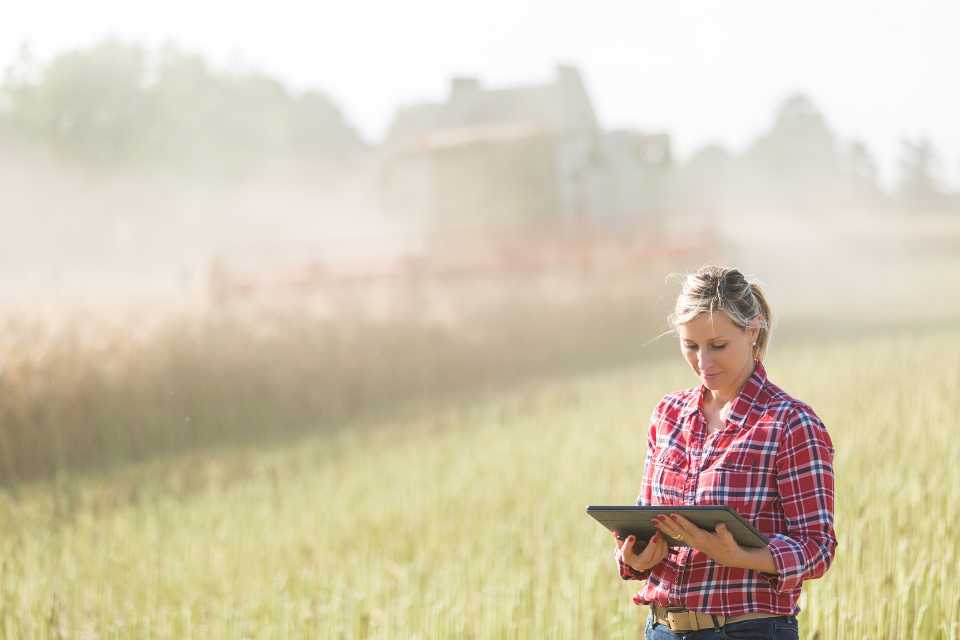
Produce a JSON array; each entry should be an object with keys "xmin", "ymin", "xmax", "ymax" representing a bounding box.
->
[{"xmin": 652, "ymin": 513, "xmax": 744, "ymax": 568}]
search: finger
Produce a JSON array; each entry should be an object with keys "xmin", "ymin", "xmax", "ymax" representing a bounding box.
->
[
  {"xmin": 669, "ymin": 514, "xmax": 704, "ymax": 540},
  {"xmin": 648, "ymin": 532, "xmax": 661, "ymax": 549},
  {"xmin": 650, "ymin": 535, "xmax": 668, "ymax": 561},
  {"xmin": 715, "ymin": 523, "xmax": 736, "ymax": 543},
  {"xmin": 653, "ymin": 516, "xmax": 683, "ymax": 538},
  {"xmin": 655, "ymin": 531, "xmax": 668, "ymax": 548},
  {"xmin": 654, "ymin": 538, "xmax": 669, "ymax": 561},
  {"xmin": 669, "ymin": 514, "xmax": 698, "ymax": 534},
  {"xmin": 638, "ymin": 533, "xmax": 658, "ymax": 560},
  {"xmin": 641, "ymin": 532, "xmax": 657, "ymax": 549},
  {"xmin": 657, "ymin": 519, "xmax": 695, "ymax": 547}
]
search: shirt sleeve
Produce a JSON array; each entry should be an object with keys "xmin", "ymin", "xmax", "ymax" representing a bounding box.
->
[
  {"xmin": 616, "ymin": 401, "xmax": 661, "ymax": 581},
  {"xmin": 761, "ymin": 404, "xmax": 838, "ymax": 594}
]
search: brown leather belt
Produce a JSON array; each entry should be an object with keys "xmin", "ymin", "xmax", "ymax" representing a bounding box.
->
[{"xmin": 650, "ymin": 604, "xmax": 782, "ymax": 632}]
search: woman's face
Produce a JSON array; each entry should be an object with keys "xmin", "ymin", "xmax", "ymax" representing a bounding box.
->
[{"xmin": 677, "ymin": 311, "xmax": 758, "ymax": 395}]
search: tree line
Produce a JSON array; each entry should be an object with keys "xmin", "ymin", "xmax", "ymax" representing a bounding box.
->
[
  {"xmin": 0, "ymin": 39, "xmax": 365, "ymax": 178},
  {"xmin": 0, "ymin": 38, "xmax": 956, "ymax": 212},
  {"xmin": 668, "ymin": 93, "xmax": 957, "ymax": 213}
]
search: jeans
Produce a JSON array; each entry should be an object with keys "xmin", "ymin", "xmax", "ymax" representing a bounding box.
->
[{"xmin": 644, "ymin": 613, "xmax": 800, "ymax": 640}]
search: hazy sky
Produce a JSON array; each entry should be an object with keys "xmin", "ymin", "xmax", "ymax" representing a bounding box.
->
[{"xmin": 3, "ymin": 0, "xmax": 958, "ymax": 187}]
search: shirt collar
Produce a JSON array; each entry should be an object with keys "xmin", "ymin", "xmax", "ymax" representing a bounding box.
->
[{"xmin": 679, "ymin": 360, "xmax": 768, "ymax": 428}]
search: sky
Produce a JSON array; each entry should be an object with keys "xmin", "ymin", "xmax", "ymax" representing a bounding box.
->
[{"xmin": 3, "ymin": 0, "xmax": 959, "ymax": 188}]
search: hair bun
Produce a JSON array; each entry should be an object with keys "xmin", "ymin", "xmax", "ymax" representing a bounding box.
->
[{"xmin": 668, "ymin": 264, "xmax": 773, "ymax": 361}]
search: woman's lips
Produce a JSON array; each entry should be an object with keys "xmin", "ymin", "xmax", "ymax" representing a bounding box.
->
[{"xmin": 702, "ymin": 371, "xmax": 721, "ymax": 379}]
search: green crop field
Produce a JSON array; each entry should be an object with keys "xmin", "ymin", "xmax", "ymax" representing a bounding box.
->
[{"xmin": 1, "ymin": 325, "xmax": 958, "ymax": 639}]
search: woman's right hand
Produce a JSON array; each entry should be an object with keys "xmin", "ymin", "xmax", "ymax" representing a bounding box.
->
[{"xmin": 613, "ymin": 530, "xmax": 669, "ymax": 572}]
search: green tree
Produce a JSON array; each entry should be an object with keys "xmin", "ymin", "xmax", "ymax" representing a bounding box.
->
[
  {"xmin": 145, "ymin": 43, "xmax": 364, "ymax": 177},
  {"xmin": 2, "ymin": 39, "xmax": 365, "ymax": 176},
  {"xmin": 897, "ymin": 136, "xmax": 943, "ymax": 210},
  {"xmin": 740, "ymin": 93, "xmax": 883, "ymax": 210},
  {"xmin": 5, "ymin": 39, "xmax": 152, "ymax": 166},
  {"xmin": 741, "ymin": 93, "xmax": 845, "ymax": 209}
]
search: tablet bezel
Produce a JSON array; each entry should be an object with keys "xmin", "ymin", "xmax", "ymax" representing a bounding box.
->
[{"xmin": 586, "ymin": 504, "xmax": 770, "ymax": 549}]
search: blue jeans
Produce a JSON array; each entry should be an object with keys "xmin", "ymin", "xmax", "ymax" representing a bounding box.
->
[{"xmin": 644, "ymin": 612, "xmax": 800, "ymax": 640}]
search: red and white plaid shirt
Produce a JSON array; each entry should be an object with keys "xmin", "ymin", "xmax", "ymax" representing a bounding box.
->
[{"xmin": 616, "ymin": 360, "xmax": 837, "ymax": 616}]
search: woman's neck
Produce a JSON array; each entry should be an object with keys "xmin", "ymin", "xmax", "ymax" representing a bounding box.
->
[{"xmin": 705, "ymin": 361, "xmax": 756, "ymax": 408}]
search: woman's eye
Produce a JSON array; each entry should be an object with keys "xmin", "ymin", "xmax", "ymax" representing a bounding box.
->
[{"xmin": 712, "ymin": 344, "xmax": 727, "ymax": 350}]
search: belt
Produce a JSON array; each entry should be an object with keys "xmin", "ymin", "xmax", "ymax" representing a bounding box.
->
[{"xmin": 650, "ymin": 604, "xmax": 782, "ymax": 632}]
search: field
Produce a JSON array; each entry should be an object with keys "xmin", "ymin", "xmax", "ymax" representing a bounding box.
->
[
  {"xmin": 2, "ymin": 323, "xmax": 957, "ymax": 639},
  {"xmin": 3, "ymin": 37, "xmax": 960, "ymax": 639}
]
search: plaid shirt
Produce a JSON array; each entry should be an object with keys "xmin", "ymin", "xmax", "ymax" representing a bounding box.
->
[{"xmin": 616, "ymin": 360, "xmax": 837, "ymax": 616}]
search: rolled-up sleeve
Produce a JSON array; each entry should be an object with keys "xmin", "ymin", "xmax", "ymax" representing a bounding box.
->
[
  {"xmin": 615, "ymin": 401, "xmax": 661, "ymax": 581},
  {"xmin": 762, "ymin": 405, "xmax": 838, "ymax": 594}
]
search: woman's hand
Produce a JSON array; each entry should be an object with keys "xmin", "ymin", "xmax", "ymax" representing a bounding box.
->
[
  {"xmin": 612, "ymin": 530, "xmax": 669, "ymax": 572},
  {"xmin": 652, "ymin": 513, "xmax": 745, "ymax": 567}
]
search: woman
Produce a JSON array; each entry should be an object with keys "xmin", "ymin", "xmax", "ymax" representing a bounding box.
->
[{"xmin": 613, "ymin": 266, "xmax": 837, "ymax": 640}]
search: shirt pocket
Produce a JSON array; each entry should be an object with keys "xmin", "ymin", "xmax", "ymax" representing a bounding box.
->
[
  {"xmin": 696, "ymin": 451, "xmax": 776, "ymax": 520},
  {"xmin": 717, "ymin": 446, "xmax": 773, "ymax": 471},
  {"xmin": 650, "ymin": 445, "xmax": 688, "ymax": 505}
]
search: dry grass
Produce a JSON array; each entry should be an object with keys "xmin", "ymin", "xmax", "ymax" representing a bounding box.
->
[{"xmin": 0, "ymin": 271, "xmax": 671, "ymax": 485}]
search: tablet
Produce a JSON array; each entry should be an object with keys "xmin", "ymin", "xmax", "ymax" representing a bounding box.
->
[{"xmin": 586, "ymin": 505, "xmax": 770, "ymax": 549}]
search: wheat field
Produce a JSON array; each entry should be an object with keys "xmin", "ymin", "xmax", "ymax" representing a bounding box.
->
[{"xmin": 0, "ymin": 322, "xmax": 957, "ymax": 639}]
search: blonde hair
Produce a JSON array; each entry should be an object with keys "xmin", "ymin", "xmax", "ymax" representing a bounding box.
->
[{"xmin": 662, "ymin": 265, "xmax": 773, "ymax": 361}]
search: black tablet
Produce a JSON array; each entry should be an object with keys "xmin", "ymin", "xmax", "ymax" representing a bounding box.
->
[{"xmin": 586, "ymin": 505, "xmax": 770, "ymax": 549}]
